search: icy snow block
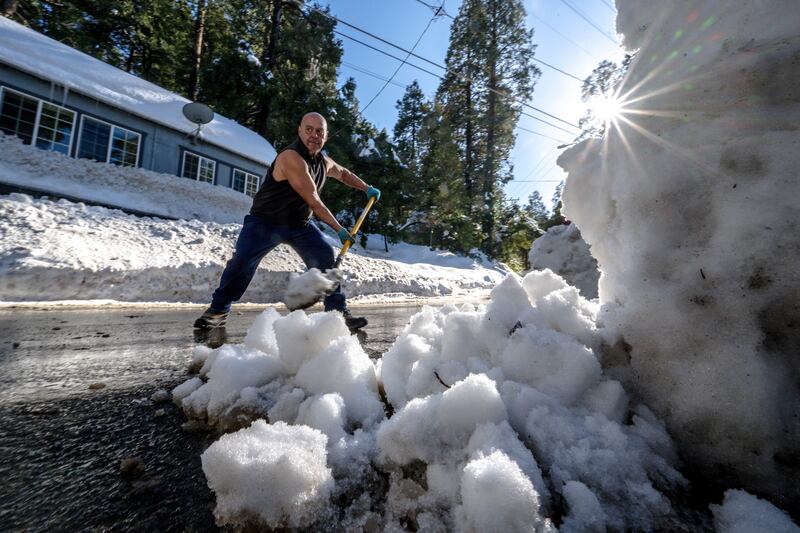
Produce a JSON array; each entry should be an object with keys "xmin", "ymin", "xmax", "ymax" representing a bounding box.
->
[
  {"xmin": 454, "ymin": 451, "xmax": 553, "ymax": 533},
  {"xmin": 711, "ymin": 490, "xmax": 799, "ymax": 533},
  {"xmin": 284, "ymin": 268, "xmax": 340, "ymax": 311},
  {"xmin": 243, "ymin": 307, "xmax": 281, "ymax": 355},
  {"xmin": 182, "ymin": 344, "xmax": 284, "ymax": 423},
  {"xmin": 201, "ymin": 420, "xmax": 333, "ymax": 529},
  {"xmin": 377, "ymin": 374, "xmax": 507, "ymax": 465},
  {"xmin": 273, "ymin": 310, "xmax": 350, "ymax": 374},
  {"xmin": 294, "ymin": 335, "xmax": 384, "ymax": 429}
]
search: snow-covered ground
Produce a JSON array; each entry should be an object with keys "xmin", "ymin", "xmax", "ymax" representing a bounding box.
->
[
  {"xmin": 0, "ymin": 193, "xmax": 508, "ymax": 305},
  {"xmin": 2, "ymin": 0, "xmax": 798, "ymax": 530}
]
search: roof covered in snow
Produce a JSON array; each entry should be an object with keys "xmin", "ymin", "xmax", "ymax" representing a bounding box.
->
[{"xmin": 0, "ymin": 17, "xmax": 276, "ymax": 166}]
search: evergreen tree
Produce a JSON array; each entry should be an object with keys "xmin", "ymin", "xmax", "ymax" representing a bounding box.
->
[
  {"xmin": 393, "ymin": 80, "xmax": 430, "ymax": 176},
  {"xmin": 525, "ymin": 190, "xmax": 549, "ymax": 225},
  {"xmin": 437, "ymin": 0, "xmax": 540, "ymax": 256}
]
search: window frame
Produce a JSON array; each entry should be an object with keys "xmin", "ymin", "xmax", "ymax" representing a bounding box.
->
[
  {"xmin": 76, "ymin": 114, "xmax": 141, "ymax": 167},
  {"xmin": 181, "ymin": 150, "xmax": 217, "ymax": 185},
  {"xmin": 232, "ymin": 168, "xmax": 260, "ymax": 198},
  {"xmin": 0, "ymin": 86, "xmax": 76, "ymax": 155}
]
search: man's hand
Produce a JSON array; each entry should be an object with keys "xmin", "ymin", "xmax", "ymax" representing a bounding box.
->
[
  {"xmin": 366, "ymin": 186, "xmax": 381, "ymax": 202},
  {"xmin": 338, "ymin": 228, "xmax": 355, "ymax": 246}
]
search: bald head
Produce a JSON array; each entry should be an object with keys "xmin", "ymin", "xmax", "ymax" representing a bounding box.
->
[{"xmin": 298, "ymin": 112, "xmax": 328, "ymax": 155}]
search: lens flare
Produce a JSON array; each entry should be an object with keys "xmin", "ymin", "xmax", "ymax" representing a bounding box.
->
[{"xmin": 589, "ymin": 95, "xmax": 625, "ymax": 124}]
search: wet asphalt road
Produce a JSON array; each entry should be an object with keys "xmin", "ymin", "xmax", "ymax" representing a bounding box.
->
[{"xmin": 0, "ymin": 305, "xmax": 428, "ymax": 532}]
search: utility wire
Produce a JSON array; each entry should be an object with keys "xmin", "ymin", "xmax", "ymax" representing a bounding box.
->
[
  {"xmin": 336, "ymin": 28, "xmax": 579, "ymax": 132},
  {"xmin": 516, "ymin": 125, "xmax": 570, "ymax": 143},
  {"xmin": 531, "ymin": 13, "xmax": 601, "ymax": 61},
  {"xmin": 334, "ymin": 30, "xmax": 445, "ymax": 79},
  {"xmin": 362, "ymin": 11, "xmax": 439, "ymax": 112},
  {"xmin": 341, "ymin": 62, "xmax": 408, "ymax": 89},
  {"xmin": 599, "ymin": 0, "xmax": 616, "ymax": 12},
  {"xmin": 412, "ymin": 0, "xmax": 453, "ymax": 18},
  {"xmin": 322, "ymin": 9, "xmax": 583, "ymax": 129},
  {"xmin": 558, "ymin": 0, "xmax": 618, "ymax": 44}
]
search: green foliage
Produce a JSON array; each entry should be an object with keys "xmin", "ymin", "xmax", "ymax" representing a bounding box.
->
[
  {"xmin": 9, "ymin": 0, "xmax": 556, "ymax": 265},
  {"xmin": 435, "ymin": 0, "xmax": 540, "ymax": 257}
]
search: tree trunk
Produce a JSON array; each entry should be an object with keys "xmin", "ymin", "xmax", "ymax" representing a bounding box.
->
[
  {"xmin": 188, "ymin": 0, "xmax": 207, "ymax": 101},
  {"xmin": 483, "ymin": 0, "xmax": 499, "ymax": 254},
  {"xmin": 463, "ymin": 63, "xmax": 474, "ymax": 213},
  {"xmin": 1, "ymin": 0, "xmax": 19, "ymax": 17},
  {"xmin": 255, "ymin": 0, "xmax": 283, "ymax": 137}
]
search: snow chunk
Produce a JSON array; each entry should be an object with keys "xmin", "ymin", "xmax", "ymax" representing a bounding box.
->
[
  {"xmin": 201, "ymin": 420, "xmax": 333, "ymax": 528},
  {"xmin": 711, "ymin": 490, "xmax": 799, "ymax": 533}
]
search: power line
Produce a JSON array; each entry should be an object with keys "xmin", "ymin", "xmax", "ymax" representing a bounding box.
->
[
  {"xmin": 531, "ymin": 13, "xmax": 601, "ymax": 62},
  {"xmin": 558, "ymin": 0, "xmax": 618, "ymax": 44},
  {"xmin": 516, "ymin": 125, "xmax": 570, "ymax": 143},
  {"xmin": 412, "ymin": 0, "xmax": 453, "ymax": 18},
  {"xmin": 599, "ymin": 0, "xmax": 616, "ymax": 12},
  {"xmin": 341, "ymin": 62, "xmax": 408, "ymax": 89},
  {"xmin": 532, "ymin": 56, "xmax": 583, "ymax": 82},
  {"xmin": 362, "ymin": 11, "xmax": 439, "ymax": 112},
  {"xmin": 317, "ymin": 8, "xmax": 582, "ymax": 129},
  {"xmin": 334, "ymin": 30, "xmax": 445, "ymax": 80}
]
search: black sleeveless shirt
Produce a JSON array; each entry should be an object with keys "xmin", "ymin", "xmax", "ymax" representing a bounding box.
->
[{"xmin": 250, "ymin": 138, "xmax": 328, "ymax": 228}]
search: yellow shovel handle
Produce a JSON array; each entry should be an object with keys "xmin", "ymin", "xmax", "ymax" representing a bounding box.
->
[{"xmin": 338, "ymin": 196, "xmax": 376, "ymax": 258}]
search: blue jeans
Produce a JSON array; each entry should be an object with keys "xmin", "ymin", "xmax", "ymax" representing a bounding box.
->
[{"xmin": 210, "ymin": 215, "xmax": 346, "ymax": 313}]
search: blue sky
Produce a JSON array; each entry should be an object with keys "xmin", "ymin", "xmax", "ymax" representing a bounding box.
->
[{"xmin": 326, "ymin": 0, "xmax": 625, "ymax": 209}]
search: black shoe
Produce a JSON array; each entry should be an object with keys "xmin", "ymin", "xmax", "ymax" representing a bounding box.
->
[
  {"xmin": 193, "ymin": 307, "xmax": 229, "ymax": 329},
  {"xmin": 342, "ymin": 309, "xmax": 368, "ymax": 332}
]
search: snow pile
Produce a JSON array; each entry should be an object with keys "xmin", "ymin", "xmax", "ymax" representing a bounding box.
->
[
  {"xmin": 175, "ymin": 308, "xmax": 384, "ymax": 527},
  {"xmin": 559, "ymin": 0, "xmax": 800, "ymax": 511},
  {"xmin": 0, "ymin": 133, "xmax": 251, "ymax": 223},
  {"xmin": 528, "ymin": 223, "xmax": 600, "ymax": 299},
  {"xmin": 0, "ymin": 194, "xmax": 505, "ymax": 303},
  {"xmin": 201, "ymin": 420, "xmax": 334, "ymax": 529},
  {"xmin": 179, "ymin": 271, "xmax": 694, "ymax": 530},
  {"xmin": 711, "ymin": 490, "xmax": 800, "ymax": 533}
]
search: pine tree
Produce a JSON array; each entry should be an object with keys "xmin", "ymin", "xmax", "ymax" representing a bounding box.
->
[
  {"xmin": 437, "ymin": 0, "xmax": 540, "ymax": 256},
  {"xmin": 526, "ymin": 190, "xmax": 549, "ymax": 225},
  {"xmin": 393, "ymin": 80, "xmax": 431, "ymax": 176}
]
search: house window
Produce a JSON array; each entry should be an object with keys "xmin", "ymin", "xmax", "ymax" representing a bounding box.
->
[
  {"xmin": 0, "ymin": 87, "xmax": 75, "ymax": 154},
  {"xmin": 182, "ymin": 151, "xmax": 216, "ymax": 184},
  {"xmin": 77, "ymin": 116, "xmax": 140, "ymax": 167},
  {"xmin": 232, "ymin": 169, "xmax": 259, "ymax": 198}
]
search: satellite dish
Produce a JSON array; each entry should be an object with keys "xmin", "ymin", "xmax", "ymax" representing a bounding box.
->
[
  {"xmin": 182, "ymin": 102, "xmax": 214, "ymax": 145},
  {"xmin": 182, "ymin": 102, "xmax": 214, "ymax": 125}
]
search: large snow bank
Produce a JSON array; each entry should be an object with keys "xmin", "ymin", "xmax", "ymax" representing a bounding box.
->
[
  {"xmin": 0, "ymin": 193, "xmax": 504, "ymax": 303},
  {"xmin": 528, "ymin": 223, "xmax": 600, "ymax": 298},
  {"xmin": 0, "ymin": 133, "xmax": 251, "ymax": 223},
  {"xmin": 176, "ymin": 271, "xmax": 700, "ymax": 530},
  {"xmin": 559, "ymin": 0, "xmax": 800, "ymax": 511}
]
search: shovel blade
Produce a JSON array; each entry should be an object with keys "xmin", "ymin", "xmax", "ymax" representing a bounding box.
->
[{"xmin": 283, "ymin": 268, "xmax": 343, "ymax": 311}]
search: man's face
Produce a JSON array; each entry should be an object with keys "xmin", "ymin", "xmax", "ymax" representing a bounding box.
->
[{"xmin": 298, "ymin": 115, "xmax": 327, "ymax": 155}]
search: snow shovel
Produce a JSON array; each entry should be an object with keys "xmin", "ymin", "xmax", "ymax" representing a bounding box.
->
[{"xmin": 284, "ymin": 196, "xmax": 377, "ymax": 311}]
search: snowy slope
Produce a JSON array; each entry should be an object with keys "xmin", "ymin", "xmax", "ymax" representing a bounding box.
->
[{"xmin": 0, "ymin": 193, "xmax": 507, "ymax": 304}]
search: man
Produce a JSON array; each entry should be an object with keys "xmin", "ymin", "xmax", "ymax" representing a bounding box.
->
[{"xmin": 194, "ymin": 112, "xmax": 380, "ymax": 331}]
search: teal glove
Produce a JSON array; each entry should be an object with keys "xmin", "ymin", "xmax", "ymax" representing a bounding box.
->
[
  {"xmin": 366, "ymin": 186, "xmax": 381, "ymax": 202},
  {"xmin": 338, "ymin": 228, "xmax": 354, "ymax": 245}
]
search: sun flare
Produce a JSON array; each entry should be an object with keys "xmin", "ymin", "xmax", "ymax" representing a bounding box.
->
[{"xmin": 590, "ymin": 95, "xmax": 625, "ymax": 124}]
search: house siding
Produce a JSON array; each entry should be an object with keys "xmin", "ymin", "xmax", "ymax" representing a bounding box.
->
[{"xmin": 0, "ymin": 62, "xmax": 268, "ymax": 191}]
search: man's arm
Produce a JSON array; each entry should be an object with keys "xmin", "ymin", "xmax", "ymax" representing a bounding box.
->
[
  {"xmin": 276, "ymin": 151, "xmax": 344, "ymax": 232},
  {"xmin": 325, "ymin": 157, "xmax": 369, "ymax": 192}
]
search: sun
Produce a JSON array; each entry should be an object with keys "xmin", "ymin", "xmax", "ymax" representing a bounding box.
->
[{"xmin": 590, "ymin": 94, "xmax": 625, "ymax": 124}]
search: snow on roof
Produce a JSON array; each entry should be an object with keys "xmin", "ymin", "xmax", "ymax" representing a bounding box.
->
[{"xmin": 0, "ymin": 17, "xmax": 276, "ymax": 166}]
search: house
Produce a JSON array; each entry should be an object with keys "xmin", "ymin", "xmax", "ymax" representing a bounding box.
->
[{"xmin": 0, "ymin": 16, "xmax": 276, "ymax": 199}]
